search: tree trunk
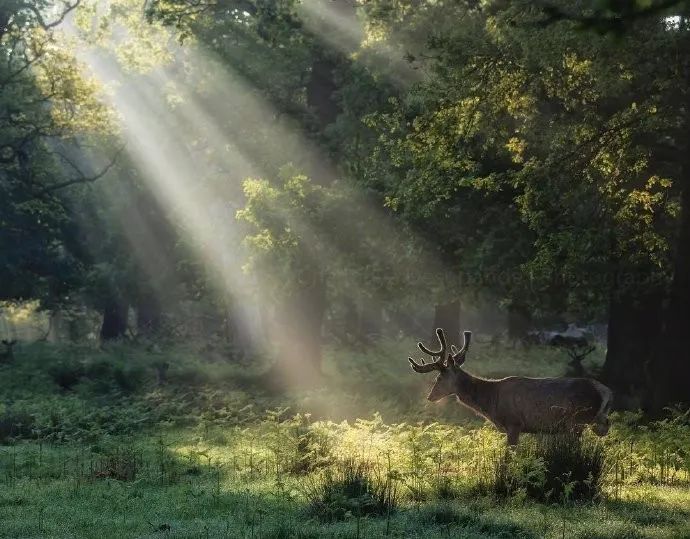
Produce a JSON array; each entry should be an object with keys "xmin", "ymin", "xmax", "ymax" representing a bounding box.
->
[
  {"xmin": 651, "ymin": 176, "xmax": 690, "ymax": 410},
  {"xmin": 271, "ymin": 275, "xmax": 327, "ymax": 387},
  {"xmin": 431, "ymin": 301, "xmax": 462, "ymax": 347},
  {"xmin": 603, "ymin": 290, "xmax": 663, "ymax": 410},
  {"xmin": 47, "ymin": 311, "xmax": 63, "ymax": 342},
  {"xmin": 507, "ymin": 302, "xmax": 531, "ymax": 347},
  {"xmin": 136, "ymin": 292, "xmax": 162, "ymax": 336},
  {"xmin": 300, "ymin": 276, "xmax": 327, "ymax": 375},
  {"xmin": 306, "ymin": 54, "xmax": 340, "ymax": 129},
  {"xmin": 100, "ymin": 298, "xmax": 129, "ymax": 341}
]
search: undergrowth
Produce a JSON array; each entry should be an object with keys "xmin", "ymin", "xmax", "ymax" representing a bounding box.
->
[
  {"xmin": 0, "ymin": 340, "xmax": 689, "ymax": 537},
  {"xmin": 489, "ymin": 432, "xmax": 607, "ymax": 503},
  {"xmin": 304, "ymin": 458, "xmax": 397, "ymax": 521}
]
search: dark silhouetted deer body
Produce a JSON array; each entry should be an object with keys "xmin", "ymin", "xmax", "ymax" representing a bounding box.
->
[{"xmin": 409, "ymin": 329, "xmax": 612, "ymax": 445}]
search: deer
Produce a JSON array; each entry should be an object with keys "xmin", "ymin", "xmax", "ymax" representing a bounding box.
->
[{"xmin": 408, "ymin": 328, "xmax": 612, "ymax": 446}]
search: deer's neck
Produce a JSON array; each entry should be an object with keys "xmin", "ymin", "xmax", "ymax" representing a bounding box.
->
[{"xmin": 453, "ymin": 370, "xmax": 495, "ymax": 418}]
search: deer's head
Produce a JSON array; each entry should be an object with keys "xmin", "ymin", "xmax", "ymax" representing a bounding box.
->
[{"xmin": 408, "ymin": 328, "xmax": 472, "ymax": 402}]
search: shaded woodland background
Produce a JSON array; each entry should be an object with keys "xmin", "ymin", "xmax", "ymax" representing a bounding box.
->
[{"xmin": 2, "ymin": 0, "xmax": 690, "ymax": 409}]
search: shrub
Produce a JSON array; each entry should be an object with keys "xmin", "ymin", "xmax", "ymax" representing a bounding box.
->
[
  {"xmin": 419, "ymin": 502, "xmax": 466, "ymax": 525},
  {"xmin": 288, "ymin": 418, "xmax": 332, "ymax": 475},
  {"xmin": 92, "ymin": 447, "xmax": 139, "ymax": 481},
  {"xmin": 47, "ymin": 358, "xmax": 149, "ymax": 395},
  {"xmin": 304, "ymin": 458, "xmax": 397, "ymax": 521},
  {"xmin": 48, "ymin": 362, "xmax": 84, "ymax": 390},
  {"xmin": 490, "ymin": 433, "xmax": 606, "ymax": 503},
  {"xmin": 431, "ymin": 475, "xmax": 461, "ymax": 500},
  {"xmin": 0, "ymin": 408, "xmax": 35, "ymax": 442},
  {"xmin": 83, "ymin": 360, "xmax": 114, "ymax": 393},
  {"xmin": 112, "ymin": 364, "xmax": 147, "ymax": 393}
]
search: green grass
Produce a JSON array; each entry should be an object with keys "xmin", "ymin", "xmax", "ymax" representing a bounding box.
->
[
  {"xmin": 1, "ymin": 439, "xmax": 689, "ymax": 538},
  {"xmin": 0, "ymin": 339, "xmax": 688, "ymax": 538}
]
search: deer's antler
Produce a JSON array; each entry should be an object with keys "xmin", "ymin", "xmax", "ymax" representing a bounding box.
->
[
  {"xmin": 449, "ymin": 331, "xmax": 472, "ymax": 366},
  {"xmin": 409, "ymin": 328, "xmax": 448, "ymax": 373}
]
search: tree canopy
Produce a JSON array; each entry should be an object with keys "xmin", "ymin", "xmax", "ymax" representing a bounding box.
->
[{"xmin": 2, "ymin": 0, "xmax": 690, "ymax": 409}]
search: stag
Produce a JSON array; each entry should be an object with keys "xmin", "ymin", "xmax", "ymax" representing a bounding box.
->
[{"xmin": 408, "ymin": 328, "xmax": 612, "ymax": 445}]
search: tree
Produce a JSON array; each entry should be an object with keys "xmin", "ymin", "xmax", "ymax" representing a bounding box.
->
[
  {"xmin": 362, "ymin": 0, "xmax": 690, "ymax": 409},
  {"xmin": 0, "ymin": 0, "xmax": 115, "ymax": 307}
]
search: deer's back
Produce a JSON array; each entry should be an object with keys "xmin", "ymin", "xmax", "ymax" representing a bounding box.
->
[{"xmin": 493, "ymin": 376, "xmax": 607, "ymax": 433}]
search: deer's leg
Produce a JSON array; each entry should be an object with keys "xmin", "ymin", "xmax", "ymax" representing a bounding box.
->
[
  {"xmin": 506, "ymin": 427, "xmax": 520, "ymax": 446},
  {"xmin": 592, "ymin": 416, "xmax": 610, "ymax": 436},
  {"xmin": 592, "ymin": 384, "xmax": 612, "ymax": 437}
]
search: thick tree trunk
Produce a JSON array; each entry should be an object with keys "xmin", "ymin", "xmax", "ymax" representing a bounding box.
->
[
  {"xmin": 431, "ymin": 301, "xmax": 462, "ymax": 347},
  {"xmin": 300, "ymin": 278, "xmax": 327, "ymax": 375},
  {"xmin": 507, "ymin": 303, "xmax": 531, "ymax": 347},
  {"xmin": 136, "ymin": 293, "xmax": 162, "ymax": 336},
  {"xmin": 651, "ymin": 177, "xmax": 690, "ymax": 410},
  {"xmin": 100, "ymin": 298, "xmax": 129, "ymax": 341},
  {"xmin": 47, "ymin": 311, "xmax": 64, "ymax": 342},
  {"xmin": 271, "ymin": 274, "xmax": 327, "ymax": 387},
  {"xmin": 306, "ymin": 55, "xmax": 339, "ymax": 129},
  {"xmin": 225, "ymin": 303, "xmax": 257, "ymax": 358},
  {"xmin": 603, "ymin": 290, "xmax": 663, "ymax": 410},
  {"xmin": 339, "ymin": 299, "xmax": 383, "ymax": 343}
]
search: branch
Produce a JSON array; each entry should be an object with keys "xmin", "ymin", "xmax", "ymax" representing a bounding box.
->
[
  {"xmin": 37, "ymin": 145, "xmax": 125, "ymax": 195},
  {"xmin": 23, "ymin": 0, "xmax": 82, "ymax": 31}
]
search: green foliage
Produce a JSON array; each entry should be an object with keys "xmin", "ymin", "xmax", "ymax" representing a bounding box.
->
[
  {"xmin": 1, "ymin": 342, "xmax": 690, "ymax": 537},
  {"xmin": 353, "ymin": 1, "xmax": 690, "ymax": 332},
  {"xmin": 0, "ymin": 1, "xmax": 115, "ymax": 304},
  {"xmin": 0, "ymin": 408, "xmax": 34, "ymax": 443},
  {"xmin": 489, "ymin": 433, "xmax": 607, "ymax": 504},
  {"xmin": 304, "ymin": 458, "xmax": 397, "ymax": 521},
  {"xmin": 91, "ymin": 446, "xmax": 139, "ymax": 481},
  {"xmin": 237, "ymin": 167, "xmax": 327, "ymax": 299},
  {"xmin": 48, "ymin": 361, "xmax": 84, "ymax": 391},
  {"xmin": 607, "ymin": 408, "xmax": 690, "ymax": 485}
]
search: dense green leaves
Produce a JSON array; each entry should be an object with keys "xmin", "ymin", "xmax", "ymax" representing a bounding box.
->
[
  {"xmin": 3, "ymin": 1, "xmax": 690, "ymax": 405},
  {"xmin": 0, "ymin": 1, "xmax": 114, "ymax": 303}
]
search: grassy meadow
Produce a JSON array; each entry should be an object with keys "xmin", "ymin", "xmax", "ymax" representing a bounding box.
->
[{"xmin": 1, "ymin": 340, "xmax": 690, "ymax": 539}]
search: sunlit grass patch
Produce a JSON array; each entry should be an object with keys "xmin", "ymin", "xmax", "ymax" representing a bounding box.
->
[{"xmin": 2, "ymin": 424, "xmax": 690, "ymax": 538}]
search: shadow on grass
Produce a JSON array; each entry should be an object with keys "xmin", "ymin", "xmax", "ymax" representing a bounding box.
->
[
  {"xmin": 603, "ymin": 497, "xmax": 690, "ymax": 526},
  {"xmin": 417, "ymin": 502, "xmax": 538, "ymax": 538}
]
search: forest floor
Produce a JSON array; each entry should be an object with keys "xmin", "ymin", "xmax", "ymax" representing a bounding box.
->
[{"xmin": 1, "ymin": 339, "xmax": 689, "ymax": 538}]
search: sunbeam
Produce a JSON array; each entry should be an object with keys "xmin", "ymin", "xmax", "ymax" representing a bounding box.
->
[
  {"xmin": 297, "ymin": 0, "xmax": 425, "ymax": 87},
  {"xmin": 60, "ymin": 7, "xmax": 454, "ymax": 389}
]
